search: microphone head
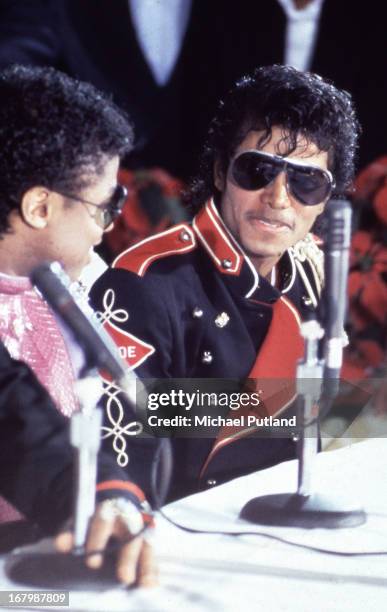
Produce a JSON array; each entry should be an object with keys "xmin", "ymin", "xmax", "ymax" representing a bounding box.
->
[
  {"xmin": 30, "ymin": 261, "xmax": 128, "ymax": 382},
  {"xmin": 325, "ymin": 198, "xmax": 352, "ymax": 251},
  {"xmin": 321, "ymin": 198, "xmax": 353, "ymax": 377}
]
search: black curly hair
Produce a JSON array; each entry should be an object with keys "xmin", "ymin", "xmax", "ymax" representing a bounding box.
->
[
  {"xmin": 186, "ymin": 64, "xmax": 360, "ymax": 211},
  {"xmin": 0, "ymin": 64, "xmax": 134, "ymax": 234}
]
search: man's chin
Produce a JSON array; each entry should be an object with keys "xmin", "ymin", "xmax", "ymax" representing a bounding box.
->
[
  {"xmin": 242, "ymin": 236, "xmax": 289, "ymax": 260},
  {"xmin": 242, "ymin": 227, "xmax": 292, "ymax": 249},
  {"xmin": 245, "ymin": 248, "xmax": 285, "ymax": 263}
]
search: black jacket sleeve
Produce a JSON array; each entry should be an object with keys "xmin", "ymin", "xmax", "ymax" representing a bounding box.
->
[{"xmin": 0, "ymin": 342, "xmax": 141, "ymax": 533}]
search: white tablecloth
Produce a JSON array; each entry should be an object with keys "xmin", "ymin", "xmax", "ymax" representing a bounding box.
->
[{"xmin": 1, "ymin": 439, "xmax": 387, "ymax": 611}]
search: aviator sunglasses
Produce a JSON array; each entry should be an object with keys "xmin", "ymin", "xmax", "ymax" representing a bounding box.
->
[
  {"xmin": 231, "ymin": 149, "xmax": 335, "ymax": 206},
  {"xmin": 57, "ymin": 184, "xmax": 128, "ymax": 229}
]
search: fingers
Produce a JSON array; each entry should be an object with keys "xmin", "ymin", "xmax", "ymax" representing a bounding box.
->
[
  {"xmin": 85, "ymin": 513, "xmax": 114, "ymax": 569},
  {"xmin": 116, "ymin": 536, "xmax": 157, "ymax": 587},
  {"xmin": 136, "ymin": 540, "xmax": 158, "ymax": 588},
  {"xmin": 116, "ymin": 535, "xmax": 142, "ymax": 585},
  {"xmin": 54, "ymin": 519, "xmax": 158, "ymax": 588},
  {"xmin": 54, "ymin": 531, "xmax": 73, "ymax": 553},
  {"xmin": 55, "ymin": 499, "xmax": 156, "ymax": 588}
]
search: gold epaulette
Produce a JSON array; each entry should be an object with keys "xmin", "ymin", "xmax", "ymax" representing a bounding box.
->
[{"xmin": 290, "ymin": 233, "xmax": 324, "ymax": 299}]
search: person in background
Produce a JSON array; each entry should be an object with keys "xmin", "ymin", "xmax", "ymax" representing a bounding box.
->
[{"xmin": 0, "ymin": 0, "xmax": 382, "ymax": 177}]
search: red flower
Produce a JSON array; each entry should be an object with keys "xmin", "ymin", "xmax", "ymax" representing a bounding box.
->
[
  {"xmin": 354, "ymin": 156, "xmax": 387, "ymax": 202},
  {"xmin": 374, "ymin": 183, "xmax": 387, "ymax": 225},
  {"xmin": 345, "ymin": 227, "xmax": 387, "ymax": 375},
  {"xmin": 349, "ymin": 230, "xmax": 387, "ymax": 325},
  {"xmin": 104, "ymin": 168, "xmax": 185, "ymax": 257}
]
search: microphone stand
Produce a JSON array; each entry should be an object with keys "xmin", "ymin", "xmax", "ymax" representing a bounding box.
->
[
  {"xmin": 6, "ymin": 368, "xmax": 120, "ymax": 588},
  {"xmin": 240, "ymin": 199, "xmax": 366, "ymax": 528},
  {"xmin": 71, "ymin": 371, "xmax": 103, "ymax": 551},
  {"xmin": 32, "ymin": 261, "xmax": 107, "ymax": 551},
  {"xmin": 6, "ymin": 265, "xmax": 139, "ymax": 587},
  {"xmin": 6, "ymin": 261, "xmax": 173, "ymax": 589},
  {"xmin": 296, "ymin": 319, "xmax": 324, "ymax": 500},
  {"xmin": 240, "ymin": 318, "xmax": 366, "ymax": 527}
]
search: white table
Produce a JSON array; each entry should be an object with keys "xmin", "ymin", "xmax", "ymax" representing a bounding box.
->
[{"xmin": 1, "ymin": 439, "xmax": 387, "ymax": 611}]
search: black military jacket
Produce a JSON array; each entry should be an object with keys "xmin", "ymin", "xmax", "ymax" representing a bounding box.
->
[{"xmin": 90, "ymin": 200, "xmax": 323, "ymax": 501}]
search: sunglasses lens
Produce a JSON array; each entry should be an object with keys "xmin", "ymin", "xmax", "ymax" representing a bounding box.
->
[
  {"xmin": 101, "ymin": 185, "xmax": 128, "ymax": 228},
  {"xmin": 231, "ymin": 151, "xmax": 332, "ymax": 206},
  {"xmin": 231, "ymin": 152, "xmax": 279, "ymax": 190},
  {"xmin": 114, "ymin": 185, "xmax": 128, "ymax": 210},
  {"xmin": 287, "ymin": 166, "xmax": 332, "ymax": 206}
]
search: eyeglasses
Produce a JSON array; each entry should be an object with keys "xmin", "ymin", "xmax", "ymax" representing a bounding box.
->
[
  {"xmin": 57, "ymin": 184, "xmax": 128, "ymax": 229},
  {"xmin": 230, "ymin": 150, "xmax": 335, "ymax": 206}
]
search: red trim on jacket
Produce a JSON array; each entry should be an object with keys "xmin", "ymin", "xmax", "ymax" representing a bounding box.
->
[
  {"xmin": 248, "ymin": 296, "xmax": 303, "ymax": 380},
  {"xmin": 200, "ymin": 296, "xmax": 304, "ymax": 478},
  {"xmin": 96, "ymin": 480, "xmax": 146, "ymax": 502},
  {"xmin": 193, "ymin": 200, "xmax": 244, "ymax": 275},
  {"xmin": 113, "ymin": 224, "xmax": 196, "ymax": 276}
]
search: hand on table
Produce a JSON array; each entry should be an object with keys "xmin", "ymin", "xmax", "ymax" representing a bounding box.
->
[{"xmin": 54, "ymin": 499, "xmax": 158, "ymax": 587}]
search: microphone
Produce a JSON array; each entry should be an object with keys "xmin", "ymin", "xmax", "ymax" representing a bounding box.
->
[
  {"xmin": 30, "ymin": 262, "xmax": 141, "ymax": 548},
  {"xmin": 31, "ymin": 262, "xmax": 172, "ymax": 514},
  {"xmin": 322, "ymin": 198, "xmax": 352, "ymax": 381},
  {"xmin": 30, "ymin": 261, "xmax": 136, "ymax": 399}
]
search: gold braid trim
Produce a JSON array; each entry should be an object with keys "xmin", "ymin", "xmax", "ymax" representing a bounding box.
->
[{"xmin": 289, "ymin": 233, "xmax": 324, "ymax": 297}]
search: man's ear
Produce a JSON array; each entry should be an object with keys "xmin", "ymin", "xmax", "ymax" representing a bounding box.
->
[
  {"xmin": 20, "ymin": 187, "xmax": 51, "ymax": 229},
  {"xmin": 213, "ymin": 159, "xmax": 226, "ymax": 192}
]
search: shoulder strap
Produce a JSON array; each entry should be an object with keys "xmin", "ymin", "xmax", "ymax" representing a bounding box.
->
[{"xmin": 113, "ymin": 224, "xmax": 196, "ymax": 276}]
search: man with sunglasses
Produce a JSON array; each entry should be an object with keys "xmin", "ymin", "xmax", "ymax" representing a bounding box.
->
[
  {"xmin": 90, "ymin": 64, "xmax": 359, "ymax": 500},
  {"xmin": 0, "ymin": 64, "xmax": 156, "ymax": 585}
]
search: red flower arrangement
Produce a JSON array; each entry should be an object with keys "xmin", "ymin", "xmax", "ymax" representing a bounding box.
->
[
  {"xmin": 104, "ymin": 167, "xmax": 187, "ymax": 259},
  {"xmin": 343, "ymin": 157, "xmax": 387, "ymax": 378}
]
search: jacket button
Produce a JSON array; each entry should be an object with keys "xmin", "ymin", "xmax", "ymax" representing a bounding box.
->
[
  {"xmin": 192, "ymin": 306, "xmax": 203, "ymax": 318},
  {"xmin": 302, "ymin": 296, "xmax": 313, "ymax": 306},
  {"xmin": 221, "ymin": 258, "xmax": 232, "ymax": 269},
  {"xmin": 202, "ymin": 351, "xmax": 213, "ymax": 364},
  {"xmin": 215, "ymin": 312, "xmax": 230, "ymax": 328},
  {"xmin": 206, "ymin": 479, "xmax": 217, "ymax": 487},
  {"xmin": 179, "ymin": 229, "xmax": 191, "ymax": 242}
]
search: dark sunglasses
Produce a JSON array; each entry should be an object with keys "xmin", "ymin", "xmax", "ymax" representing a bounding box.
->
[
  {"xmin": 230, "ymin": 150, "xmax": 335, "ymax": 206},
  {"xmin": 57, "ymin": 184, "xmax": 128, "ymax": 229}
]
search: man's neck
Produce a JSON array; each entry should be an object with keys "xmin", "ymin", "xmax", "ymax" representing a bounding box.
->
[{"xmin": 249, "ymin": 253, "xmax": 282, "ymax": 281}]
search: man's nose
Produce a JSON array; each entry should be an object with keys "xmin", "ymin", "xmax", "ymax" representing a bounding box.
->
[{"xmin": 261, "ymin": 172, "xmax": 291, "ymax": 209}]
